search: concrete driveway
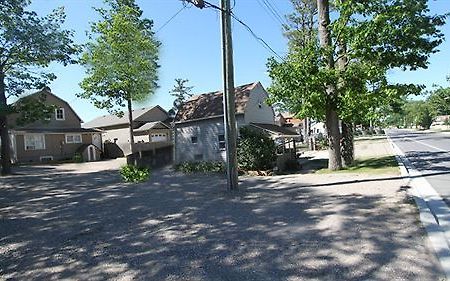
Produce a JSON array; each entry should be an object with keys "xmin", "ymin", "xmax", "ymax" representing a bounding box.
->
[{"xmin": 0, "ymin": 163, "xmax": 444, "ymax": 280}]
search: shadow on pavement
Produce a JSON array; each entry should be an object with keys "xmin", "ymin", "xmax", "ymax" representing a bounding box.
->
[{"xmin": 0, "ymin": 168, "xmax": 443, "ymax": 280}]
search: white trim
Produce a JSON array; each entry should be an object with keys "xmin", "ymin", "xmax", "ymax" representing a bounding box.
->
[
  {"xmin": 65, "ymin": 134, "xmax": 82, "ymax": 144},
  {"xmin": 55, "ymin": 107, "xmax": 65, "ymax": 120},
  {"xmin": 24, "ymin": 134, "xmax": 46, "ymax": 150},
  {"xmin": 88, "ymin": 145, "xmax": 96, "ymax": 161}
]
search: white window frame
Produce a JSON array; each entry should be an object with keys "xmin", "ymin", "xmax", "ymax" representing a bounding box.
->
[
  {"xmin": 55, "ymin": 108, "xmax": 65, "ymax": 120},
  {"xmin": 218, "ymin": 133, "xmax": 226, "ymax": 151},
  {"xmin": 24, "ymin": 134, "xmax": 46, "ymax": 150},
  {"xmin": 65, "ymin": 134, "xmax": 82, "ymax": 144}
]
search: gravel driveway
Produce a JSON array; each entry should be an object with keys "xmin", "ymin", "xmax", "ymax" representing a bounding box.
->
[{"xmin": 0, "ymin": 161, "xmax": 444, "ymax": 280}]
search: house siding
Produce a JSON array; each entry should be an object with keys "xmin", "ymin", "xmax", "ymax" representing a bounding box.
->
[
  {"xmin": 174, "ymin": 115, "xmax": 245, "ymax": 164},
  {"xmin": 243, "ymin": 83, "xmax": 275, "ymax": 125},
  {"xmin": 9, "ymin": 92, "xmax": 81, "ymax": 129},
  {"xmin": 15, "ymin": 133, "xmax": 95, "ymax": 163}
]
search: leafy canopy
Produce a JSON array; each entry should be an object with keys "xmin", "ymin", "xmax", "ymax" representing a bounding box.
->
[
  {"xmin": 78, "ymin": 0, "xmax": 160, "ymax": 116},
  {"xmin": 267, "ymin": 0, "xmax": 445, "ymax": 125},
  {"xmin": 0, "ymin": 0, "xmax": 78, "ymax": 113}
]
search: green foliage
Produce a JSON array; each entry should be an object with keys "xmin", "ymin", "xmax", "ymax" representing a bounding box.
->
[
  {"xmin": 0, "ymin": 1, "xmax": 79, "ymax": 98},
  {"xmin": 176, "ymin": 161, "xmax": 224, "ymax": 174},
  {"xmin": 78, "ymin": 0, "xmax": 160, "ymax": 116},
  {"xmin": 168, "ymin": 78, "xmax": 194, "ymax": 118},
  {"xmin": 0, "ymin": 0, "xmax": 79, "ymax": 175},
  {"xmin": 120, "ymin": 164, "xmax": 150, "ymax": 183},
  {"xmin": 427, "ymin": 86, "xmax": 450, "ymax": 116},
  {"xmin": 237, "ymin": 126, "xmax": 276, "ymax": 171},
  {"xmin": 72, "ymin": 153, "xmax": 83, "ymax": 163}
]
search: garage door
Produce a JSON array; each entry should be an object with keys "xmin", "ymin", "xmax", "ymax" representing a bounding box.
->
[{"xmin": 151, "ymin": 133, "xmax": 167, "ymax": 142}]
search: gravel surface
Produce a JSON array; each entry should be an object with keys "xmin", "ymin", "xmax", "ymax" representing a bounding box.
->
[{"xmin": 0, "ymin": 140, "xmax": 444, "ymax": 280}]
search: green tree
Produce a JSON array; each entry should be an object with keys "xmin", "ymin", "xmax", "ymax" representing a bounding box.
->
[
  {"xmin": 268, "ymin": 0, "xmax": 445, "ymax": 170},
  {"xmin": 0, "ymin": 0, "xmax": 78, "ymax": 175},
  {"xmin": 168, "ymin": 78, "xmax": 193, "ymax": 118},
  {"xmin": 237, "ymin": 126, "xmax": 276, "ymax": 171},
  {"xmin": 428, "ymin": 85, "xmax": 450, "ymax": 116},
  {"xmin": 78, "ymin": 0, "xmax": 160, "ymax": 156}
]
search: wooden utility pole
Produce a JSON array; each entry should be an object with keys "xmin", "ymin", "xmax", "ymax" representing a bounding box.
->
[
  {"xmin": 221, "ymin": 0, "xmax": 238, "ymax": 190},
  {"xmin": 185, "ymin": 0, "xmax": 238, "ymax": 189}
]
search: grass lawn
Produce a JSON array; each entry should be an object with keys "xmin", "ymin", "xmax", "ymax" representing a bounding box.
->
[{"xmin": 316, "ymin": 155, "xmax": 400, "ymax": 175}]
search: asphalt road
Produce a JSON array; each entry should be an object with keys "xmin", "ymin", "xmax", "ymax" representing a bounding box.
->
[{"xmin": 387, "ymin": 129, "xmax": 450, "ymax": 203}]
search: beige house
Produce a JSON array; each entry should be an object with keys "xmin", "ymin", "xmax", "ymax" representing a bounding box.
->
[
  {"xmin": 173, "ymin": 82, "xmax": 299, "ymax": 164},
  {"xmin": 83, "ymin": 105, "xmax": 170, "ymax": 157},
  {"xmin": 8, "ymin": 88, "xmax": 102, "ymax": 163}
]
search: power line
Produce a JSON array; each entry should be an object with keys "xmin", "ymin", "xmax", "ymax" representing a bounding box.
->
[
  {"xmin": 263, "ymin": 0, "xmax": 288, "ymax": 26},
  {"xmin": 185, "ymin": 0, "xmax": 284, "ymax": 60},
  {"xmin": 259, "ymin": 0, "xmax": 285, "ymax": 27},
  {"xmin": 156, "ymin": 6, "xmax": 186, "ymax": 34},
  {"xmin": 230, "ymin": 12, "xmax": 284, "ymax": 61},
  {"xmin": 255, "ymin": 0, "xmax": 283, "ymax": 27}
]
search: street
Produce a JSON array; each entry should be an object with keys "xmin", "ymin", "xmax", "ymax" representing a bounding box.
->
[{"xmin": 387, "ymin": 129, "xmax": 450, "ymax": 203}]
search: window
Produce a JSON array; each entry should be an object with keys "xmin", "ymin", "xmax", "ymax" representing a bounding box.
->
[
  {"xmin": 65, "ymin": 134, "xmax": 82, "ymax": 144},
  {"xmin": 24, "ymin": 134, "xmax": 45, "ymax": 150},
  {"xmin": 218, "ymin": 134, "xmax": 226, "ymax": 150},
  {"xmin": 55, "ymin": 108, "xmax": 65, "ymax": 120},
  {"xmin": 191, "ymin": 136, "xmax": 198, "ymax": 144}
]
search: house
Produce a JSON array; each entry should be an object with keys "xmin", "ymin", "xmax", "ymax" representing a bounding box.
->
[
  {"xmin": 83, "ymin": 105, "xmax": 170, "ymax": 157},
  {"xmin": 7, "ymin": 87, "xmax": 102, "ymax": 163},
  {"xmin": 173, "ymin": 82, "xmax": 300, "ymax": 164}
]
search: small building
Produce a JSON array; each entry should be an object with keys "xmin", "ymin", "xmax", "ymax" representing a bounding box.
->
[
  {"xmin": 7, "ymin": 87, "xmax": 102, "ymax": 163},
  {"xmin": 173, "ymin": 82, "xmax": 300, "ymax": 165},
  {"xmin": 83, "ymin": 106, "xmax": 170, "ymax": 157}
]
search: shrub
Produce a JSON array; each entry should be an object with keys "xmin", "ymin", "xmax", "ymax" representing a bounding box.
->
[
  {"xmin": 73, "ymin": 153, "xmax": 83, "ymax": 163},
  {"xmin": 120, "ymin": 164, "xmax": 150, "ymax": 183},
  {"xmin": 176, "ymin": 161, "xmax": 224, "ymax": 174},
  {"xmin": 237, "ymin": 126, "xmax": 276, "ymax": 171}
]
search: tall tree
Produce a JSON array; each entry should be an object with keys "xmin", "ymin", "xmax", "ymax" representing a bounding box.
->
[
  {"xmin": 168, "ymin": 78, "xmax": 193, "ymax": 118},
  {"xmin": 79, "ymin": 0, "xmax": 160, "ymax": 157},
  {"xmin": 428, "ymin": 84, "xmax": 450, "ymax": 116},
  {"xmin": 0, "ymin": 0, "xmax": 78, "ymax": 175},
  {"xmin": 268, "ymin": 0, "xmax": 445, "ymax": 170}
]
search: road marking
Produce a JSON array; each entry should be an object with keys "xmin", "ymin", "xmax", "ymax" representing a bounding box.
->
[{"xmin": 404, "ymin": 137, "xmax": 449, "ymax": 153}]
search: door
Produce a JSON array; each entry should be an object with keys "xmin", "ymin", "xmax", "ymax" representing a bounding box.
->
[
  {"xmin": 151, "ymin": 133, "xmax": 167, "ymax": 142},
  {"xmin": 88, "ymin": 145, "xmax": 96, "ymax": 161}
]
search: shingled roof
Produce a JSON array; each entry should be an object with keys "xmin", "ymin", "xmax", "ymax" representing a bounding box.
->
[
  {"xmin": 174, "ymin": 82, "xmax": 259, "ymax": 123},
  {"xmin": 83, "ymin": 105, "xmax": 167, "ymax": 128}
]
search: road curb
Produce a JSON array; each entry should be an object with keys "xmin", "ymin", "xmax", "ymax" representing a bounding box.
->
[{"xmin": 388, "ymin": 135, "xmax": 450, "ymax": 280}]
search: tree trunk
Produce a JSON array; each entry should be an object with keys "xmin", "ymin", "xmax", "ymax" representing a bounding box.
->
[
  {"xmin": 127, "ymin": 98, "xmax": 135, "ymax": 154},
  {"xmin": 317, "ymin": 0, "xmax": 342, "ymax": 170},
  {"xmin": 341, "ymin": 121, "xmax": 354, "ymax": 167},
  {"xmin": 336, "ymin": 36, "xmax": 354, "ymax": 166},
  {"xmin": 0, "ymin": 71, "xmax": 11, "ymax": 175}
]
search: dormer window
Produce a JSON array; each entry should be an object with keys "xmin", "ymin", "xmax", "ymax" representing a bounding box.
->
[{"xmin": 55, "ymin": 108, "xmax": 65, "ymax": 120}]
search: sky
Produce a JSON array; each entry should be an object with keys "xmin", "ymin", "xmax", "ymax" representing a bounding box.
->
[{"xmin": 24, "ymin": 0, "xmax": 450, "ymax": 123}]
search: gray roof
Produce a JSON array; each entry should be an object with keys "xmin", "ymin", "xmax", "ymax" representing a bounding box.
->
[
  {"xmin": 11, "ymin": 128, "xmax": 101, "ymax": 134},
  {"xmin": 134, "ymin": 121, "xmax": 170, "ymax": 133},
  {"xmin": 83, "ymin": 106, "xmax": 167, "ymax": 128},
  {"xmin": 250, "ymin": 123, "xmax": 300, "ymax": 137}
]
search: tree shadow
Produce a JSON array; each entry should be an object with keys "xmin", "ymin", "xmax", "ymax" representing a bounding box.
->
[{"xmin": 0, "ymin": 168, "xmax": 443, "ymax": 280}]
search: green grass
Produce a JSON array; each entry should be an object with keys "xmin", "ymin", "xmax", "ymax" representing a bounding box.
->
[{"xmin": 316, "ymin": 155, "xmax": 400, "ymax": 175}]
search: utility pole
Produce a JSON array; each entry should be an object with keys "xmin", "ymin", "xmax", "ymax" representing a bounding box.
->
[
  {"xmin": 185, "ymin": 0, "xmax": 238, "ymax": 190},
  {"xmin": 221, "ymin": 0, "xmax": 238, "ymax": 190}
]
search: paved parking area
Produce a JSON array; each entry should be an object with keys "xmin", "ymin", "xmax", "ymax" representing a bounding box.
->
[{"xmin": 0, "ymin": 161, "xmax": 444, "ymax": 280}]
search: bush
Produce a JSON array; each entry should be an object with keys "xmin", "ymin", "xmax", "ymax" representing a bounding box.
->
[
  {"xmin": 237, "ymin": 126, "xmax": 276, "ymax": 171},
  {"xmin": 120, "ymin": 164, "xmax": 150, "ymax": 183},
  {"xmin": 176, "ymin": 161, "xmax": 225, "ymax": 174},
  {"xmin": 73, "ymin": 153, "xmax": 83, "ymax": 163}
]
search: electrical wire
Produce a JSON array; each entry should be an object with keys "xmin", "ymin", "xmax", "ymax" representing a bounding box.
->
[{"xmin": 156, "ymin": 6, "xmax": 187, "ymax": 34}]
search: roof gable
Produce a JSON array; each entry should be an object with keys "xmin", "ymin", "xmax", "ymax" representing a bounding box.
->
[
  {"xmin": 174, "ymin": 82, "xmax": 259, "ymax": 123},
  {"xmin": 83, "ymin": 105, "xmax": 168, "ymax": 129}
]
